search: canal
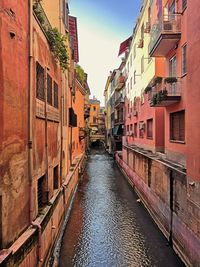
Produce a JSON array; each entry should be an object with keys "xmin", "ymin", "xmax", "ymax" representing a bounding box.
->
[{"xmin": 59, "ymin": 149, "xmax": 185, "ymax": 267}]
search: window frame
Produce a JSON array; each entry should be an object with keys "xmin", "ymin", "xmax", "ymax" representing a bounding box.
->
[
  {"xmin": 182, "ymin": 43, "xmax": 187, "ymax": 76},
  {"xmin": 170, "ymin": 110, "xmax": 185, "ymax": 143},
  {"xmin": 147, "ymin": 118, "xmax": 153, "ymax": 139}
]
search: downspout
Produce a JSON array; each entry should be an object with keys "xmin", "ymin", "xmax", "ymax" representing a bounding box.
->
[
  {"xmin": 28, "ymin": 0, "xmax": 34, "ymax": 223},
  {"xmin": 59, "ymin": 0, "xmax": 64, "ymax": 186},
  {"xmin": 32, "ymin": 222, "xmax": 43, "ymax": 263},
  {"xmin": 44, "ymin": 66, "xmax": 48, "ymax": 181}
]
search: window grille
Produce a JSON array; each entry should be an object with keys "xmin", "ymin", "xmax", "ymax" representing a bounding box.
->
[
  {"xmin": 53, "ymin": 165, "xmax": 59, "ymax": 190},
  {"xmin": 182, "ymin": 44, "xmax": 187, "ymax": 75},
  {"xmin": 37, "ymin": 175, "xmax": 45, "ymax": 210},
  {"xmin": 47, "ymin": 74, "xmax": 52, "ymax": 105},
  {"xmin": 36, "ymin": 62, "xmax": 45, "ymax": 101},
  {"xmin": 54, "ymin": 81, "xmax": 59, "ymax": 108}
]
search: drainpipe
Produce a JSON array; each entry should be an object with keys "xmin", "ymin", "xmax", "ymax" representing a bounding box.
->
[
  {"xmin": 59, "ymin": 0, "xmax": 64, "ymax": 185},
  {"xmin": 44, "ymin": 67, "xmax": 48, "ymax": 180},
  {"xmin": 32, "ymin": 222, "xmax": 43, "ymax": 263},
  {"xmin": 28, "ymin": 0, "xmax": 34, "ymax": 223}
]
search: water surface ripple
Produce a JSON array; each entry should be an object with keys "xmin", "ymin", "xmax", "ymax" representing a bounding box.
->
[{"xmin": 59, "ymin": 149, "xmax": 184, "ymax": 267}]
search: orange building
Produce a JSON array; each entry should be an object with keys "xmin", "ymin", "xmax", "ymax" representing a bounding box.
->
[
  {"xmin": 89, "ymin": 97, "xmax": 100, "ymax": 134},
  {"xmin": 0, "ymin": 1, "xmax": 87, "ymax": 266}
]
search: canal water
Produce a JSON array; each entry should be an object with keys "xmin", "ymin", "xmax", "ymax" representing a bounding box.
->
[{"xmin": 59, "ymin": 149, "xmax": 184, "ymax": 267}]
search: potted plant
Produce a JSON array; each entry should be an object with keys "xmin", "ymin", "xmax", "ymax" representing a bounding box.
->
[
  {"xmin": 151, "ymin": 76, "xmax": 163, "ymax": 87},
  {"xmin": 164, "ymin": 77, "xmax": 177, "ymax": 84},
  {"xmin": 144, "ymin": 86, "xmax": 152, "ymax": 94}
]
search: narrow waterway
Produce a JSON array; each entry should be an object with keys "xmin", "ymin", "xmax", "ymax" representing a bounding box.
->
[{"xmin": 59, "ymin": 149, "xmax": 184, "ymax": 267}]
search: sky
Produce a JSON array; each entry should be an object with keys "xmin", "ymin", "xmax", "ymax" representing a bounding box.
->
[{"xmin": 69, "ymin": 0, "xmax": 142, "ymax": 105}]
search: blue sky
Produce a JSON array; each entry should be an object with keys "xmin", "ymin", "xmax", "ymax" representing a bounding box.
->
[{"xmin": 69, "ymin": 0, "xmax": 142, "ymax": 104}]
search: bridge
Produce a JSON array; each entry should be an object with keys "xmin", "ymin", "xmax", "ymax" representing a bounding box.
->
[{"xmin": 90, "ymin": 134, "xmax": 105, "ymax": 146}]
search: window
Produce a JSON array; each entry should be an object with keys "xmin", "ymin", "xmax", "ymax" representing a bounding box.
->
[
  {"xmin": 127, "ymin": 125, "xmax": 129, "ymax": 132},
  {"xmin": 170, "ymin": 110, "xmax": 185, "ymax": 142},
  {"xmin": 141, "ymin": 89, "xmax": 144, "ymax": 105},
  {"xmin": 139, "ymin": 121, "xmax": 145, "ymax": 138},
  {"xmin": 53, "ymin": 165, "xmax": 59, "ymax": 190},
  {"xmin": 134, "ymin": 44, "xmax": 137, "ymax": 59},
  {"xmin": 93, "ymin": 106, "xmax": 96, "ymax": 111},
  {"xmin": 182, "ymin": 44, "xmax": 187, "ymax": 75},
  {"xmin": 62, "ymin": 0, "xmax": 69, "ymax": 28},
  {"xmin": 169, "ymin": 56, "xmax": 176, "ymax": 77},
  {"xmin": 141, "ymin": 23, "xmax": 144, "ymax": 40},
  {"xmin": 130, "ymin": 54, "xmax": 132, "ymax": 67},
  {"xmin": 47, "ymin": 74, "xmax": 52, "ymax": 105},
  {"xmin": 148, "ymin": 6, "xmax": 151, "ymax": 29},
  {"xmin": 130, "ymin": 78, "xmax": 132, "ymax": 90},
  {"xmin": 130, "ymin": 124, "xmax": 133, "ymax": 131},
  {"xmin": 93, "ymin": 116, "xmax": 97, "ymax": 124},
  {"xmin": 54, "ymin": 82, "xmax": 59, "ymax": 108},
  {"xmin": 134, "ymin": 123, "xmax": 137, "ymax": 137},
  {"xmin": 37, "ymin": 175, "xmax": 47, "ymax": 211},
  {"xmin": 36, "ymin": 62, "xmax": 45, "ymax": 101},
  {"xmin": 182, "ymin": 0, "xmax": 187, "ymax": 10},
  {"xmin": 141, "ymin": 56, "xmax": 144, "ymax": 74},
  {"xmin": 147, "ymin": 119, "xmax": 153, "ymax": 139},
  {"xmin": 134, "ymin": 71, "xmax": 136, "ymax": 84},
  {"xmin": 128, "ymin": 82, "xmax": 129, "ymax": 93}
]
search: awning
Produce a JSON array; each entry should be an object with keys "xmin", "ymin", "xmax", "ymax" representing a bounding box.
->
[{"xmin": 118, "ymin": 36, "xmax": 132, "ymax": 56}]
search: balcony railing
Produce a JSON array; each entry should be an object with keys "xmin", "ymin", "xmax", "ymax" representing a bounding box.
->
[
  {"xmin": 115, "ymin": 96, "xmax": 124, "ymax": 107},
  {"xmin": 149, "ymin": 78, "xmax": 181, "ymax": 107},
  {"xmin": 116, "ymin": 75, "xmax": 126, "ymax": 91},
  {"xmin": 115, "ymin": 117, "xmax": 124, "ymax": 124},
  {"xmin": 149, "ymin": 14, "xmax": 181, "ymax": 57}
]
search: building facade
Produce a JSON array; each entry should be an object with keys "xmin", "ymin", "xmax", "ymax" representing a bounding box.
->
[
  {"xmin": 0, "ymin": 0, "xmax": 89, "ymax": 266},
  {"xmin": 106, "ymin": 0, "xmax": 200, "ymax": 266}
]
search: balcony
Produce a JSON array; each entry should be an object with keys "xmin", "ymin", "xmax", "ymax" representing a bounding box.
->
[
  {"xmin": 84, "ymin": 105, "xmax": 90, "ymax": 119},
  {"xmin": 149, "ymin": 14, "xmax": 181, "ymax": 57},
  {"xmin": 115, "ymin": 96, "xmax": 124, "ymax": 108},
  {"xmin": 116, "ymin": 75, "xmax": 126, "ymax": 91},
  {"xmin": 149, "ymin": 78, "xmax": 181, "ymax": 107}
]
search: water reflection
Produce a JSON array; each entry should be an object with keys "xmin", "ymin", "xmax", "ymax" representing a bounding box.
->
[{"xmin": 59, "ymin": 149, "xmax": 184, "ymax": 267}]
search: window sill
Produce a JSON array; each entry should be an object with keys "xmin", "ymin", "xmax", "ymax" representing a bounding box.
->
[
  {"xmin": 147, "ymin": 137, "xmax": 153, "ymax": 140},
  {"xmin": 169, "ymin": 140, "xmax": 185, "ymax": 144}
]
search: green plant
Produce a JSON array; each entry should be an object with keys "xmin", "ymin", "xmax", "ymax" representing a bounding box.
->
[
  {"xmin": 164, "ymin": 77, "xmax": 177, "ymax": 84},
  {"xmin": 151, "ymin": 76, "xmax": 163, "ymax": 87},
  {"xmin": 46, "ymin": 28, "xmax": 68, "ymax": 71},
  {"xmin": 144, "ymin": 86, "xmax": 152, "ymax": 94},
  {"xmin": 151, "ymin": 89, "xmax": 168, "ymax": 105},
  {"xmin": 33, "ymin": 2, "xmax": 45, "ymax": 25},
  {"xmin": 75, "ymin": 65, "xmax": 85, "ymax": 86}
]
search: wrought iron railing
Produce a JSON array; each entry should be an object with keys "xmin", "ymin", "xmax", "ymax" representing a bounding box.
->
[{"xmin": 149, "ymin": 14, "xmax": 181, "ymax": 54}]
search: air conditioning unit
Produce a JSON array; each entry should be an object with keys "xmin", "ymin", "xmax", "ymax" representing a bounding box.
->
[
  {"xmin": 133, "ymin": 110, "xmax": 138, "ymax": 116},
  {"xmin": 138, "ymin": 39, "xmax": 144, "ymax": 48},
  {"xmin": 139, "ymin": 122, "xmax": 145, "ymax": 130},
  {"xmin": 144, "ymin": 22, "xmax": 151, "ymax": 33},
  {"xmin": 163, "ymin": 21, "xmax": 173, "ymax": 31}
]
